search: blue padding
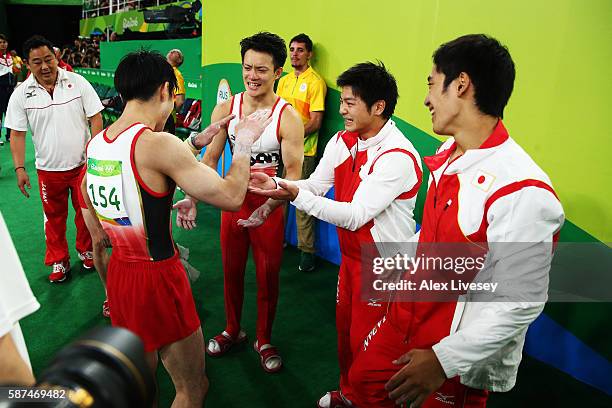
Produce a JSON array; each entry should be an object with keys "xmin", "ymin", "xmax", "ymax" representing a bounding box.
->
[
  {"xmin": 199, "ymin": 141, "xmax": 232, "ymax": 174},
  {"xmin": 285, "ymin": 188, "xmax": 342, "ymax": 265},
  {"xmin": 525, "ymin": 313, "xmax": 612, "ymax": 395},
  {"xmin": 285, "ymin": 187, "xmax": 420, "ymax": 266}
]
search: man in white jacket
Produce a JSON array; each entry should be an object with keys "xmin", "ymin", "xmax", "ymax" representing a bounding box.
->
[
  {"xmin": 248, "ymin": 61, "xmax": 422, "ymax": 408},
  {"xmin": 347, "ymin": 34, "xmax": 565, "ymax": 407}
]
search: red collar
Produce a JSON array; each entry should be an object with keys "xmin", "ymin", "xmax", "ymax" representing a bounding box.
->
[
  {"xmin": 479, "ymin": 120, "xmax": 509, "ymax": 149},
  {"xmin": 424, "ymin": 142, "xmax": 456, "ymax": 172},
  {"xmin": 340, "ymin": 130, "xmax": 359, "ymax": 150},
  {"xmin": 424, "ymin": 120, "xmax": 509, "ymax": 172}
]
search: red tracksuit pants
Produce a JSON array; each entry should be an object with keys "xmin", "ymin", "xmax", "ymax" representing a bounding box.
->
[
  {"xmin": 220, "ymin": 193, "xmax": 284, "ymax": 345},
  {"xmin": 348, "ymin": 314, "xmax": 488, "ymax": 408},
  {"xmin": 337, "ymin": 255, "xmax": 390, "ymax": 403},
  {"xmin": 37, "ymin": 165, "xmax": 92, "ymax": 266}
]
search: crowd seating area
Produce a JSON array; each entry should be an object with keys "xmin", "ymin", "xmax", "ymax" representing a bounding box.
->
[
  {"xmin": 92, "ymin": 82, "xmax": 202, "ymax": 138},
  {"xmin": 83, "ymin": 0, "xmax": 177, "ymax": 17},
  {"xmin": 60, "ymin": 36, "xmax": 101, "ymax": 69}
]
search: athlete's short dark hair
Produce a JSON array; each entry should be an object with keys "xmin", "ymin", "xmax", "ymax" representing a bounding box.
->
[
  {"xmin": 23, "ymin": 35, "xmax": 54, "ymax": 60},
  {"xmin": 0, "ymin": 34, "xmax": 7, "ymax": 41},
  {"xmin": 115, "ymin": 50, "xmax": 177, "ymax": 102},
  {"xmin": 336, "ymin": 61, "xmax": 398, "ymax": 119},
  {"xmin": 240, "ymin": 32, "xmax": 287, "ymax": 69},
  {"xmin": 289, "ymin": 33, "xmax": 313, "ymax": 52},
  {"xmin": 433, "ymin": 34, "xmax": 515, "ymax": 118}
]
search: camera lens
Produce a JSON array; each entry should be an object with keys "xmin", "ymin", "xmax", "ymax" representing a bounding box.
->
[{"xmin": 36, "ymin": 326, "xmax": 154, "ymax": 408}]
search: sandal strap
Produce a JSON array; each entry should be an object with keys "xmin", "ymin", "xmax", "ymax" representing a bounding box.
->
[
  {"xmin": 210, "ymin": 331, "xmax": 245, "ymax": 349},
  {"xmin": 258, "ymin": 345, "xmax": 281, "ymax": 363},
  {"xmin": 257, "ymin": 342, "xmax": 274, "ymax": 352}
]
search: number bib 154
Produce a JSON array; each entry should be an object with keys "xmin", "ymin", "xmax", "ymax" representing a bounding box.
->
[{"xmin": 86, "ymin": 158, "xmax": 129, "ymax": 221}]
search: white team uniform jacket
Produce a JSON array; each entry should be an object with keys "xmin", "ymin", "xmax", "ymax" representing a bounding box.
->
[
  {"xmin": 292, "ymin": 119, "xmax": 422, "ymax": 252},
  {"xmin": 412, "ymin": 120, "xmax": 565, "ymax": 391}
]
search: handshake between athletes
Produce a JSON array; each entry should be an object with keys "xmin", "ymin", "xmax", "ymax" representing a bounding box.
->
[{"xmin": 248, "ymin": 172, "xmax": 299, "ymax": 201}]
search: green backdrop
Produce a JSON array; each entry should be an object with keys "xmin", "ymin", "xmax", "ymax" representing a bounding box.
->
[
  {"xmin": 199, "ymin": 0, "xmax": 612, "ymax": 399},
  {"xmin": 95, "ymin": 37, "xmax": 201, "ymax": 99},
  {"xmin": 101, "ymin": 37, "xmax": 201, "ymax": 77},
  {"xmin": 201, "ymin": 0, "xmax": 612, "ymax": 244}
]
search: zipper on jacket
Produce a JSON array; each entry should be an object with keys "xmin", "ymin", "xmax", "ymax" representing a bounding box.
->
[
  {"xmin": 352, "ymin": 138, "xmax": 358, "ymax": 172},
  {"xmin": 432, "ymin": 159, "xmax": 454, "ymax": 241},
  {"xmin": 403, "ymin": 301, "xmax": 416, "ymax": 344}
]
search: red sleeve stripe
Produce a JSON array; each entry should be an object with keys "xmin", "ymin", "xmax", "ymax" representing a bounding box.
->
[
  {"xmin": 484, "ymin": 179, "xmax": 559, "ymax": 215},
  {"xmin": 238, "ymin": 93, "xmax": 243, "ymax": 118},
  {"xmin": 468, "ymin": 179, "xmax": 560, "ymax": 241},
  {"xmin": 270, "ymin": 96, "xmax": 281, "ymax": 114},
  {"xmin": 368, "ymin": 148, "xmax": 423, "ymax": 199},
  {"xmin": 226, "ymin": 94, "xmax": 237, "ymax": 130},
  {"xmin": 129, "ymin": 126, "xmax": 171, "ymax": 198},
  {"xmin": 276, "ymin": 102, "xmax": 289, "ymax": 142}
]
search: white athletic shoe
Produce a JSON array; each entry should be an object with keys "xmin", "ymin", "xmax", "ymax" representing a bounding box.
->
[{"xmin": 317, "ymin": 390, "xmax": 354, "ymax": 408}]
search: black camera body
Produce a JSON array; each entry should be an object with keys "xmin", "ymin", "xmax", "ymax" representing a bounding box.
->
[{"xmin": 0, "ymin": 327, "xmax": 155, "ymax": 408}]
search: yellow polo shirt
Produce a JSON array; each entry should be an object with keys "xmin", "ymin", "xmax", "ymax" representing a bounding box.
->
[
  {"xmin": 173, "ymin": 66, "xmax": 186, "ymax": 95},
  {"xmin": 171, "ymin": 66, "xmax": 186, "ymax": 125},
  {"xmin": 276, "ymin": 66, "xmax": 327, "ymax": 157}
]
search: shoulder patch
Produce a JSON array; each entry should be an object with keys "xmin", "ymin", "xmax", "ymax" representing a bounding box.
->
[{"xmin": 472, "ymin": 169, "xmax": 496, "ymax": 192}]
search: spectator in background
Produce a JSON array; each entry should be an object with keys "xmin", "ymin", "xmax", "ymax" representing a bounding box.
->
[
  {"xmin": 276, "ymin": 33, "xmax": 327, "ymax": 272},
  {"xmin": 0, "ymin": 33, "xmax": 13, "ymax": 147},
  {"xmin": 10, "ymin": 50, "xmax": 23, "ymax": 76},
  {"xmin": 164, "ymin": 48, "xmax": 186, "ymax": 133},
  {"xmin": 10, "ymin": 51, "xmax": 26, "ymax": 87},
  {"xmin": 68, "ymin": 51, "xmax": 80, "ymax": 68},
  {"xmin": 5, "ymin": 35, "xmax": 104, "ymax": 282},
  {"xmin": 81, "ymin": 53, "xmax": 91, "ymax": 68},
  {"xmin": 54, "ymin": 47, "xmax": 73, "ymax": 72},
  {"xmin": 64, "ymin": 37, "xmax": 100, "ymax": 69},
  {"xmin": 61, "ymin": 47, "xmax": 71, "ymax": 64},
  {"xmin": 72, "ymin": 38, "xmax": 84, "ymax": 54}
]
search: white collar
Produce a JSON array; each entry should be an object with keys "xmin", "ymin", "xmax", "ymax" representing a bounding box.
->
[
  {"xmin": 357, "ymin": 119, "xmax": 395, "ymax": 151},
  {"xmin": 26, "ymin": 68, "xmax": 68, "ymax": 89}
]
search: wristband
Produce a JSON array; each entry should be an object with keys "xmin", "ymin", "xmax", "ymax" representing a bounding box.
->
[
  {"xmin": 184, "ymin": 135, "xmax": 200, "ymax": 155},
  {"xmin": 14, "ymin": 166, "xmax": 25, "ymax": 172},
  {"xmin": 190, "ymin": 132, "xmax": 200, "ymax": 149}
]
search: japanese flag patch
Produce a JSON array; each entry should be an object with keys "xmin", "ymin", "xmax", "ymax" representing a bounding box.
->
[{"xmin": 472, "ymin": 169, "xmax": 495, "ymax": 192}]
